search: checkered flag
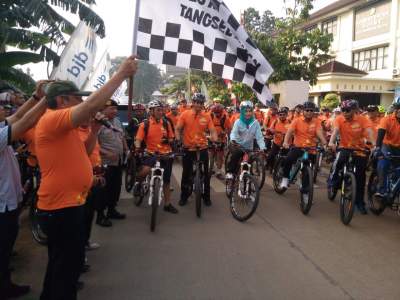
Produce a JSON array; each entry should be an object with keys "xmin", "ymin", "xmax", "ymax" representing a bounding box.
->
[{"xmin": 136, "ymin": 0, "xmax": 274, "ymax": 104}]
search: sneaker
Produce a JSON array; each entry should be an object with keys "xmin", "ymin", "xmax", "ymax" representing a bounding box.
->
[
  {"xmin": 107, "ymin": 209, "xmax": 126, "ymax": 220},
  {"xmin": 164, "ymin": 204, "xmax": 179, "ymax": 214},
  {"xmin": 204, "ymin": 198, "xmax": 212, "ymax": 206},
  {"xmin": 178, "ymin": 199, "xmax": 187, "ymax": 206},
  {"xmin": 225, "ymin": 173, "xmax": 234, "ymax": 180},
  {"xmin": 374, "ymin": 191, "xmax": 386, "ymax": 198},
  {"xmin": 280, "ymin": 178, "xmax": 289, "ymax": 189},
  {"xmin": 3, "ymin": 282, "xmax": 30, "ymax": 299},
  {"xmin": 85, "ymin": 241, "xmax": 100, "ymax": 251}
]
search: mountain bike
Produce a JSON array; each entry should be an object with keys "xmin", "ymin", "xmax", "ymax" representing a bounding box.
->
[
  {"xmin": 192, "ymin": 147, "xmax": 206, "ymax": 218},
  {"xmin": 225, "ymin": 145, "xmax": 261, "ymax": 221},
  {"xmin": 272, "ymin": 147, "xmax": 318, "ymax": 215},
  {"xmin": 367, "ymin": 152, "xmax": 400, "ymax": 216},
  {"xmin": 327, "ymin": 148, "xmax": 369, "ymax": 225}
]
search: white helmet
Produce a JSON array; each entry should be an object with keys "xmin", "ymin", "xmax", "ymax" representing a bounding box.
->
[
  {"xmin": 148, "ymin": 100, "xmax": 163, "ymax": 109},
  {"xmin": 240, "ymin": 101, "xmax": 254, "ymax": 109}
]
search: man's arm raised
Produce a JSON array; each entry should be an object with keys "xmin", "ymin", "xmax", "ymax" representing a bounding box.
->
[{"xmin": 71, "ymin": 56, "xmax": 138, "ymax": 128}]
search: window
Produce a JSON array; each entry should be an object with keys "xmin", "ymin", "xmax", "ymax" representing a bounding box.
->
[
  {"xmin": 353, "ymin": 45, "xmax": 389, "ymax": 71},
  {"xmin": 305, "ymin": 24, "xmax": 318, "ymax": 34},
  {"xmin": 321, "ymin": 18, "xmax": 337, "ymax": 37}
]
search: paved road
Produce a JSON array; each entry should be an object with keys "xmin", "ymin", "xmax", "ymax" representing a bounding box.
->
[{"xmin": 12, "ymin": 164, "xmax": 400, "ymax": 300}]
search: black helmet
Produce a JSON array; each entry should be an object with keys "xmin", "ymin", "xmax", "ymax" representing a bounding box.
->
[
  {"xmin": 192, "ymin": 93, "xmax": 206, "ymax": 103},
  {"xmin": 303, "ymin": 101, "xmax": 316, "ymax": 111},
  {"xmin": 278, "ymin": 107, "xmax": 289, "ymax": 114},
  {"xmin": 366, "ymin": 105, "xmax": 378, "ymax": 112}
]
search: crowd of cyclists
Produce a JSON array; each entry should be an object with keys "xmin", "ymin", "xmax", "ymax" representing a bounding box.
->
[{"xmin": 0, "ymin": 55, "xmax": 400, "ymax": 299}]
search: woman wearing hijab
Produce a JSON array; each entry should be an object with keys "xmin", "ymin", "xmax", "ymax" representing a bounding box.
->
[{"xmin": 225, "ymin": 101, "xmax": 266, "ymax": 180}]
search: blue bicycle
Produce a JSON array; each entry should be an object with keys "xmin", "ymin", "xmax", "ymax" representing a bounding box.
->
[
  {"xmin": 273, "ymin": 147, "xmax": 318, "ymax": 215},
  {"xmin": 367, "ymin": 153, "xmax": 400, "ymax": 215}
]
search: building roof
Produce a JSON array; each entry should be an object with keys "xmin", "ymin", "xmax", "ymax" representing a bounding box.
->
[
  {"xmin": 309, "ymin": 0, "xmax": 359, "ymax": 20},
  {"xmin": 317, "ymin": 60, "xmax": 367, "ymax": 75}
]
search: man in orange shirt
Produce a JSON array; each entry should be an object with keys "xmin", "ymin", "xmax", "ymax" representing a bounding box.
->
[
  {"xmin": 374, "ymin": 97, "xmax": 400, "ymax": 198},
  {"xmin": 178, "ymin": 97, "xmax": 189, "ymax": 113},
  {"xmin": 328, "ymin": 100, "xmax": 375, "ymax": 214},
  {"xmin": 135, "ymin": 100, "xmax": 178, "ymax": 213},
  {"xmin": 210, "ymin": 104, "xmax": 229, "ymax": 179},
  {"xmin": 263, "ymin": 103, "xmax": 278, "ymax": 150},
  {"xmin": 265, "ymin": 107, "xmax": 291, "ymax": 170},
  {"xmin": 281, "ymin": 102, "xmax": 327, "ymax": 191},
  {"xmin": 366, "ymin": 105, "xmax": 380, "ymax": 137},
  {"xmin": 166, "ymin": 103, "xmax": 179, "ymax": 129},
  {"xmin": 35, "ymin": 57, "xmax": 137, "ymax": 300},
  {"xmin": 254, "ymin": 103, "xmax": 264, "ymax": 124},
  {"xmin": 175, "ymin": 93, "xmax": 218, "ymax": 206}
]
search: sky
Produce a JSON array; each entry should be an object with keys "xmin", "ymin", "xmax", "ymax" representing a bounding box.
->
[{"xmin": 26, "ymin": 0, "xmax": 337, "ymax": 80}]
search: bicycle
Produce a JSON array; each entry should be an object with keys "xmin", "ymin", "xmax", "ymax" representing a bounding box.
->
[
  {"xmin": 367, "ymin": 153, "xmax": 400, "ymax": 216},
  {"xmin": 327, "ymin": 148, "xmax": 369, "ymax": 225},
  {"xmin": 272, "ymin": 147, "xmax": 318, "ymax": 215},
  {"xmin": 124, "ymin": 149, "xmax": 137, "ymax": 193},
  {"xmin": 191, "ymin": 146, "xmax": 206, "ymax": 218},
  {"xmin": 225, "ymin": 145, "xmax": 260, "ymax": 222}
]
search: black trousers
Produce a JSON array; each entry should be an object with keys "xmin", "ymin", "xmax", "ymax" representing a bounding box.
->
[
  {"xmin": 282, "ymin": 148, "xmax": 316, "ymax": 178},
  {"xmin": 330, "ymin": 150, "xmax": 368, "ymax": 207},
  {"xmin": 84, "ymin": 186, "xmax": 100, "ymax": 245},
  {"xmin": 266, "ymin": 142, "xmax": 282, "ymax": 169},
  {"xmin": 180, "ymin": 149, "xmax": 210, "ymax": 202},
  {"xmin": 0, "ymin": 208, "xmax": 19, "ymax": 286},
  {"xmin": 38, "ymin": 206, "xmax": 85, "ymax": 300},
  {"xmin": 98, "ymin": 165, "xmax": 123, "ymax": 215},
  {"xmin": 226, "ymin": 146, "xmax": 244, "ymax": 175}
]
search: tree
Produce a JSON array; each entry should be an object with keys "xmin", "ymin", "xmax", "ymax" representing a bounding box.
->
[
  {"xmin": 321, "ymin": 93, "xmax": 340, "ymax": 110},
  {"xmin": 0, "ymin": 0, "xmax": 105, "ymax": 93},
  {"xmin": 243, "ymin": 0, "xmax": 332, "ymax": 86},
  {"xmin": 111, "ymin": 57, "xmax": 163, "ymax": 103}
]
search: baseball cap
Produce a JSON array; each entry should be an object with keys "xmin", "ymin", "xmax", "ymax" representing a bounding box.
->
[
  {"xmin": 104, "ymin": 99, "xmax": 118, "ymax": 107},
  {"xmin": 45, "ymin": 81, "xmax": 91, "ymax": 100}
]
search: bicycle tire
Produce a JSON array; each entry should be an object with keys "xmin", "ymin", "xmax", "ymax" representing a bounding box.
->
[
  {"xmin": 124, "ymin": 157, "xmax": 136, "ymax": 192},
  {"xmin": 367, "ymin": 171, "xmax": 386, "ymax": 215},
  {"xmin": 230, "ymin": 173, "xmax": 260, "ymax": 222},
  {"xmin": 272, "ymin": 158, "xmax": 287, "ymax": 194},
  {"xmin": 208, "ymin": 149, "xmax": 215, "ymax": 177},
  {"xmin": 150, "ymin": 178, "xmax": 160, "ymax": 232},
  {"xmin": 251, "ymin": 155, "xmax": 266, "ymax": 190},
  {"xmin": 327, "ymin": 185, "xmax": 338, "ymax": 201},
  {"xmin": 194, "ymin": 166, "xmax": 202, "ymax": 218},
  {"xmin": 224, "ymin": 151, "xmax": 232, "ymax": 174},
  {"xmin": 340, "ymin": 172, "xmax": 356, "ymax": 225},
  {"xmin": 299, "ymin": 165, "xmax": 313, "ymax": 215},
  {"xmin": 313, "ymin": 151, "xmax": 322, "ymax": 183},
  {"xmin": 133, "ymin": 176, "xmax": 150, "ymax": 207},
  {"xmin": 30, "ymin": 193, "xmax": 47, "ymax": 245}
]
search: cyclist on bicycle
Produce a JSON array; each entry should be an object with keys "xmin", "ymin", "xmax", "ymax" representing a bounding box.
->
[
  {"xmin": 280, "ymin": 101, "xmax": 327, "ymax": 189},
  {"xmin": 374, "ymin": 97, "xmax": 400, "ymax": 198},
  {"xmin": 134, "ymin": 100, "xmax": 178, "ymax": 214},
  {"xmin": 265, "ymin": 106, "xmax": 291, "ymax": 169},
  {"xmin": 210, "ymin": 103, "xmax": 229, "ymax": 179},
  {"xmin": 166, "ymin": 103, "xmax": 180, "ymax": 129},
  {"xmin": 328, "ymin": 100, "xmax": 375, "ymax": 214},
  {"xmin": 225, "ymin": 101, "xmax": 266, "ymax": 179},
  {"xmin": 126, "ymin": 103, "xmax": 147, "ymax": 149},
  {"xmin": 366, "ymin": 105, "xmax": 380, "ymax": 135},
  {"xmin": 175, "ymin": 93, "xmax": 218, "ymax": 207}
]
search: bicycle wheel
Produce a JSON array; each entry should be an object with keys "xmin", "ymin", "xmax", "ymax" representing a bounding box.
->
[
  {"xmin": 133, "ymin": 175, "xmax": 150, "ymax": 207},
  {"xmin": 251, "ymin": 155, "xmax": 266, "ymax": 190},
  {"xmin": 272, "ymin": 157, "xmax": 287, "ymax": 194},
  {"xmin": 230, "ymin": 173, "xmax": 260, "ymax": 222},
  {"xmin": 327, "ymin": 167, "xmax": 338, "ymax": 201},
  {"xmin": 30, "ymin": 193, "xmax": 47, "ymax": 245},
  {"xmin": 313, "ymin": 151, "xmax": 322, "ymax": 183},
  {"xmin": 340, "ymin": 172, "xmax": 356, "ymax": 225},
  {"xmin": 299, "ymin": 165, "xmax": 313, "ymax": 215},
  {"xmin": 224, "ymin": 151, "xmax": 232, "ymax": 174},
  {"xmin": 124, "ymin": 156, "xmax": 136, "ymax": 192},
  {"xmin": 367, "ymin": 171, "xmax": 386, "ymax": 215},
  {"xmin": 208, "ymin": 149, "xmax": 215, "ymax": 177},
  {"xmin": 194, "ymin": 166, "xmax": 202, "ymax": 218},
  {"xmin": 150, "ymin": 178, "xmax": 161, "ymax": 232}
]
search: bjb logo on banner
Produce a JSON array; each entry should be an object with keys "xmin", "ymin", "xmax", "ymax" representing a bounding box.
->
[{"xmin": 67, "ymin": 30, "xmax": 96, "ymax": 78}]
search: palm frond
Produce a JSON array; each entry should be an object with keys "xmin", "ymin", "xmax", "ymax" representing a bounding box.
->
[
  {"xmin": 0, "ymin": 24, "xmax": 51, "ymax": 51},
  {"xmin": 0, "ymin": 67, "xmax": 36, "ymax": 94}
]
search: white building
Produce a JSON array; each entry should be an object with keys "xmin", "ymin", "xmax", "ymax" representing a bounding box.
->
[{"xmin": 306, "ymin": 0, "xmax": 400, "ymax": 108}]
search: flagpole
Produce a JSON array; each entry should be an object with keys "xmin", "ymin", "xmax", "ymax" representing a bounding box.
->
[
  {"xmin": 128, "ymin": 0, "xmax": 141, "ymax": 121},
  {"xmin": 187, "ymin": 69, "xmax": 191, "ymax": 101}
]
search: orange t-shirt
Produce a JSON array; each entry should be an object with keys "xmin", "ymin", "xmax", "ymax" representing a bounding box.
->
[
  {"xmin": 272, "ymin": 119, "xmax": 291, "ymax": 146},
  {"xmin": 264, "ymin": 114, "xmax": 277, "ymax": 129},
  {"xmin": 254, "ymin": 110, "xmax": 264, "ymax": 124},
  {"xmin": 178, "ymin": 105, "xmax": 189, "ymax": 113},
  {"xmin": 177, "ymin": 109, "xmax": 215, "ymax": 150},
  {"xmin": 35, "ymin": 108, "xmax": 93, "ymax": 210},
  {"xmin": 77, "ymin": 127, "xmax": 102, "ymax": 167},
  {"xmin": 166, "ymin": 112, "xmax": 179, "ymax": 128},
  {"xmin": 230, "ymin": 112, "xmax": 240, "ymax": 126},
  {"xmin": 136, "ymin": 117, "xmax": 174, "ymax": 154},
  {"xmin": 211, "ymin": 113, "xmax": 229, "ymax": 141},
  {"xmin": 290, "ymin": 117, "xmax": 321, "ymax": 148},
  {"xmin": 334, "ymin": 115, "xmax": 370, "ymax": 149},
  {"xmin": 379, "ymin": 114, "xmax": 400, "ymax": 147},
  {"xmin": 21, "ymin": 127, "xmax": 38, "ymax": 167}
]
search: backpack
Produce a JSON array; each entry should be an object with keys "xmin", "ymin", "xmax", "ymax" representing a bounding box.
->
[{"xmin": 143, "ymin": 116, "xmax": 173, "ymax": 141}]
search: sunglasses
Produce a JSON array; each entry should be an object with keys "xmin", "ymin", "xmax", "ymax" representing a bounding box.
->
[
  {"xmin": 278, "ymin": 113, "xmax": 287, "ymax": 116},
  {"xmin": 341, "ymin": 108, "xmax": 351, "ymax": 113},
  {"xmin": 304, "ymin": 109, "xmax": 314, "ymax": 113}
]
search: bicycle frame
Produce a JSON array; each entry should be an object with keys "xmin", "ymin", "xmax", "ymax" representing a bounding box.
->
[
  {"xmin": 289, "ymin": 149, "xmax": 312, "ymax": 183},
  {"xmin": 238, "ymin": 153, "xmax": 252, "ymax": 198},
  {"xmin": 148, "ymin": 159, "xmax": 164, "ymax": 206}
]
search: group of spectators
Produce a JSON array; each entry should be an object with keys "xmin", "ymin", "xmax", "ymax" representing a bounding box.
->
[{"xmin": 0, "ymin": 56, "xmax": 138, "ymax": 300}]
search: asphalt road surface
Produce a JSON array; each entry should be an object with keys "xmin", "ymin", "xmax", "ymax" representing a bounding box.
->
[{"xmin": 12, "ymin": 164, "xmax": 400, "ymax": 300}]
